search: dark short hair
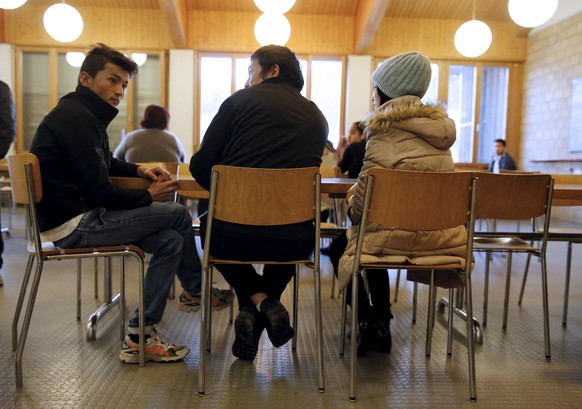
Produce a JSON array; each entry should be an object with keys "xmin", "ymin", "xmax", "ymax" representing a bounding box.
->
[
  {"xmin": 494, "ymin": 139, "xmax": 506, "ymax": 147},
  {"xmin": 353, "ymin": 121, "xmax": 365, "ymax": 135},
  {"xmin": 251, "ymin": 45, "xmax": 304, "ymax": 91},
  {"xmin": 140, "ymin": 105, "xmax": 170, "ymax": 129},
  {"xmin": 79, "ymin": 43, "xmax": 138, "ymax": 84}
]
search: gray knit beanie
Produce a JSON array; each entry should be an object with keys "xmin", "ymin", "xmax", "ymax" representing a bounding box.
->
[{"xmin": 371, "ymin": 51, "xmax": 432, "ymax": 99}]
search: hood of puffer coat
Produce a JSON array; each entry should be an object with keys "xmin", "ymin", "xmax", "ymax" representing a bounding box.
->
[{"xmin": 364, "ymin": 95, "xmax": 456, "ymax": 151}]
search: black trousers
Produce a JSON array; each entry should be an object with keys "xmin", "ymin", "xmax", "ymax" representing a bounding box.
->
[
  {"xmin": 200, "ymin": 217, "xmax": 314, "ymax": 310},
  {"xmin": 328, "ymin": 231, "xmax": 392, "ymax": 325}
]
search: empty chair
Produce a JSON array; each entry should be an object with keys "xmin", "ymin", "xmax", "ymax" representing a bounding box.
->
[
  {"xmin": 472, "ymin": 172, "xmax": 553, "ymax": 359},
  {"xmin": 8, "ymin": 153, "xmax": 145, "ymax": 387},
  {"xmin": 518, "ymin": 173, "xmax": 582, "ymax": 327}
]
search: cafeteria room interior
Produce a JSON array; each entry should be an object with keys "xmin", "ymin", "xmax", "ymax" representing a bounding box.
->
[{"xmin": 2, "ymin": 0, "xmax": 582, "ymax": 407}]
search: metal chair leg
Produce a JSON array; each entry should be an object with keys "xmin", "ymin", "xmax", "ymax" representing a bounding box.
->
[
  {"xmin": 292, "ymin": 266, "xmax": 299, "ymax": 351},
  {"xmin": 502, "ymin": 253, "xmax": 513, "ymax": 330},
  {"xmin": 76, "ymin": 259, "xmax": 82, "ymax": 320},
  {"xmin": 562, "ymin": 242, "xmax": 572, "ymax": 327},
  {"xmin": 412, "ymin": 281, "xmax": 418, "ymax": 324},
  {"xmin": 12, "ymin": 254, "xmax": 35, "ymax": 351},
  {"xmin": 393, "ymin": 269, "xmax": 401, "ymax": 302},
  {"xmin": 541, "ymin": 256, "xmax": 551, "ymax": 360}
]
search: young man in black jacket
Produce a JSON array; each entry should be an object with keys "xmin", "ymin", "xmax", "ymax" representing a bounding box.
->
[
  {"xmin": 30, "ymin": 43, "xmax": 233, "ymax": 363},
  {"xmin": 191, "ymin": 45, "xmax": 328, "ymax": 361}
]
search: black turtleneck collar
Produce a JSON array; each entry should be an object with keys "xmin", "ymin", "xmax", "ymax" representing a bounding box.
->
[{"xmin": 64, "ymin": 85, "xmax": 119, "ymax": 127}]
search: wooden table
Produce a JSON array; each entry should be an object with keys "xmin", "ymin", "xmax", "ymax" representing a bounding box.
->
[{"xmin": 110, "ymin": 176, "xmax": 358, "ymax": 200}]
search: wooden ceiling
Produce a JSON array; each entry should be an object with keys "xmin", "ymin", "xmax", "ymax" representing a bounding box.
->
[{"xmin": 27, "ymin": 0, "xmax": 514, "ymax": 22}]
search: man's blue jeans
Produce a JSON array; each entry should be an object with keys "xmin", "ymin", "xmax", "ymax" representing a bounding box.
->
[{"xmin": 54, "ymin": 202, "xmax": 202, "ymax": 329}]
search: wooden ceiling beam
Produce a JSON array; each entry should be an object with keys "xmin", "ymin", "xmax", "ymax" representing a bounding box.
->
[
  {"xmin": 354, "ymin": 0, "xmax": 390, "ymax": 54},
  {"xmin": 158, "ymin": 0, "xmax": 188, "ymax": 48}
]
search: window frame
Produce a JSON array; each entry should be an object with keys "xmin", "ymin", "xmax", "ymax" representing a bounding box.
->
[{"xmin": 14, "ymin": 46, "xmax": 167, "ymax": 153}]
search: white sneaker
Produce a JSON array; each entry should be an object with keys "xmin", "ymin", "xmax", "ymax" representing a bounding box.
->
[{"xmin": 119, "ymin": 328, "xmax": 189, "ymax": 364}]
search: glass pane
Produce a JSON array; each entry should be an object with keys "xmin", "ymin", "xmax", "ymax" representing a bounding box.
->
[
  {"xmin": 235, "ymin": 57, "xmax": 250, "ymax": 91},
  {"xmin": 199, "ymin": 57, "xmax": 232, "ymax": 141},
  {"xmin": 22, "ymin": 52, "xmax": 50, "ymax": 151},
  {"xmin": 422, "ymin": 63, "xmax": 439, "ymax": 104},
  {"xmin": 448, "ymin": 65, "xmax": 477, "ymax": 163},
  {"xmin": 57, "ymin": 53, "xmax": 79, "ymax": 100},
  {"xmin": 477, "ymin": 66, "xmax": 509, "ymax": 163},
  {"xmin": 311, "ymin": 60, "xmax": 342, "ymax": 148},
  {"xmin": 124, "ymin": 54, "xmax": 162, "ymax": 152},
  {"xmin": 299, "ymin": 59, "xmax": 307, "ymax": 97}
]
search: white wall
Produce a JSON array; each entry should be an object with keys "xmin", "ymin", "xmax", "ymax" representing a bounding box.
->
[
  {"xmin": 344, "ymin": 55, "xmax": 373, "ymax": 135},
  {"xmin": 0, "ymin": 44, "xmax": 15, "ymax": 90},
  {"xmin": 168, "ymin": 49, "xmax": 196, "ymax": 160}
]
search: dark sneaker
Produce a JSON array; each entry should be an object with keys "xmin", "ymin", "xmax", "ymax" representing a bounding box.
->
[
  {"xmin": 232, "ymin": 305, "xmax": 265, "ymax": 361},
  {"xmin": 349, "ymin": 316, "xmax": 392, "ymax": 356},
  {"xmin": 119, "ymin": 328, "xmax": 189, "ymax": 363},
  {"xmin": 259, "ymin": 297, "xmax": 294, "ymax": 348},
  {"xmin": 177, "ymin": 287, "xmax": 235, "ymax": 313}
]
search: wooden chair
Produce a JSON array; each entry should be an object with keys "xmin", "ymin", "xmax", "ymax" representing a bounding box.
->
[
  {"xmin": 8, "ymin": 153, "xmax": 146, "ymax": 388},
  {"xmin": 340, "ymin": 169, "xmax": 478, "ymax": 401},
  {"xmin": 518, "ymin": 173, "xmax": 582, "ymax": 327},
  {"xmin": 471, "ymin": 172, "xmax": 553, "ymax": 359},
  {"xmin": 198, "ymin": 165, "xmax": 325, "ymax": 396}
]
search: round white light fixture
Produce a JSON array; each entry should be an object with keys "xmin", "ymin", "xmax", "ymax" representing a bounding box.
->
[
  {"xmin": 43, "ymin": 3, "xmax": 84, "ymax": 43},
  {"xmin": 0, "ymin": 0, "xmax": 27, "ymax": 9},
  {"xmin": 254, "ymin": 0, "xmax": 295, "ymax": 14},
  {"xmin": 508, "ymin": 0, "xmax": 558, "ymax": 28},
  {"xmin": 254, "ymin": 13, "xmax": 291, "ymax": 46},
  {"xmin": 65, "ymin": 51, "xmax": 85, "ymax": 67},
  {"xmin": 454, "ymin": 20, "xmax": 492, "ymax": 58},
  {"xmin": 131, "ymin": 53, "xmax": 148, "ymax": 67}
]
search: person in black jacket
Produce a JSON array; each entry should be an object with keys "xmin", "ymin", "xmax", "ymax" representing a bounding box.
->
[
  {"xmin": 0, "ymin": 80, "xmax": 16, "ymax": 287},
  {"xmin": 29, "ymin": 43, "xmax": 233, "ymax": 364},
  {"xmin": 190, "ymin": 45, "xmax": 328, "ymax": 361},
  {"xmin": 337, "ymin": 121, "xmax": 366, "ymax": 178}
]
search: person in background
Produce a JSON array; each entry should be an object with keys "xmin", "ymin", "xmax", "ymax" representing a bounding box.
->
[
  {"xmin": 0, "ymin": 80, "xmax": 16, "ymax": 287},
  {"xmin": 29, "ymin": 43, "xmax": 233, "ymax": 364},
  {"xmin": 337, "ymin": 121, "xmax": 366, "ymax": 178},
  {"xmin": 114, "ymin": 104, "xmax": 185, "ymax": 163},
  {"xmin": 337, "ymin": 51, "xmax": 458, "ymax": 356},
  {"xmin": 190, "ymin": 44, "xmax": 328, "ymax": 361},
  {"xmin": 489, "ymin": 138, "xmax": 517, "ymax": 173}
]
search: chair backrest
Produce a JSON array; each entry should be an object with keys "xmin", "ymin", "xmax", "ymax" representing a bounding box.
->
[
  {"xmin": 473, "ymin": 172, "xmax": 553, "ymax": 220},
  {"xmin": 7, "ymin": 153, "xmax": 42, "ymax": 205},
  {"xmin": 364, "ymin": 168, "xmax": 477, "ymax": 231},
  {"xmin": 209, "ymin": 165, "xmax": 320, "ymax": 226}
]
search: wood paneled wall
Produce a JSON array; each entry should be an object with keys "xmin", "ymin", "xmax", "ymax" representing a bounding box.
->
[
  {"xmin": 4, "ymin": 5, "xmax": 174, "ymax": 50},
  {"xmin": 3, "ymin": 7, "xmax": 528, "ymax": 62},
  {"xmin": 369, "ymin": 18, "xmax": 529, "ymax": 62}
]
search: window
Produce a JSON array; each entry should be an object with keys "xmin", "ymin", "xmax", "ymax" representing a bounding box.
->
[
  {"xmin": 477, "ymin": 66, "xmax": 509, "ymax": 163},
  {"xmin": 198, "ymin": 54, "xmax": 344, "ymax": 149},
  {"xmin": 199, "ymin": 57, "xmax": 235, "ymax": 141},
  {"xmin": 17, "ymin": 47, "xmax": 165, "ymax": 153},
  {"xmin": 22, "ymin": 52, "xmax": 50, "ymax": 151},
  {"xmin": 448, "ymin": 65, "xmax": 477, "ymax": 163},
  {"xmin": 311, "ymin": 60, "xmax": 342, "ymax": 147}
]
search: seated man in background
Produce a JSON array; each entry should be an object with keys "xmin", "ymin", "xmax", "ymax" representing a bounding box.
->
[
  {"xmin": 190, "ymin": 45, "xmax": 328, "ymax": 361},
  {"xmin": 30, "ymin": 43, "xmax": 232, "ymax": 364},
  {"xmin": 489, "ymin": 138, "xmax": 517, "ymax": 172}
]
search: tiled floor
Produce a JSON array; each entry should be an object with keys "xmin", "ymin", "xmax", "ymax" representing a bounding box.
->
[{"xmin": 1, "ymin": 208, "xmax": 582, "ymax": 408}]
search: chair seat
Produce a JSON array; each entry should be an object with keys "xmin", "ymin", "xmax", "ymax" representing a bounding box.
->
[
  {"xmin": 28, "ymin": 241, "xmax": 145, "ymax": 258},
  {"xmin": 473, "ymin": 236, "xmax": 537, "ymax": 252}
]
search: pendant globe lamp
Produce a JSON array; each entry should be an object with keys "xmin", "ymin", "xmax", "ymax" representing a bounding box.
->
[
  {"xmin": 454, "ymin": 0, "xmax": 492, "ymax": 58},
  {"xmin": 508, "ymin": 0, "xmax": 558, "ymax": 28},
  {"xmin": 43, "ymin": 3, "xmax": 84, "ymax": 43},
  {"xmin": 0, "ymin": 0, "xmax": 27, "ymax": 9},
  {"xmin": 254, "ymin": 13, "xmax": 291, "ymax": 46},
  {"xmin": 254, "ymin": 0, "xmax": 295, "ymax": 14}
]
